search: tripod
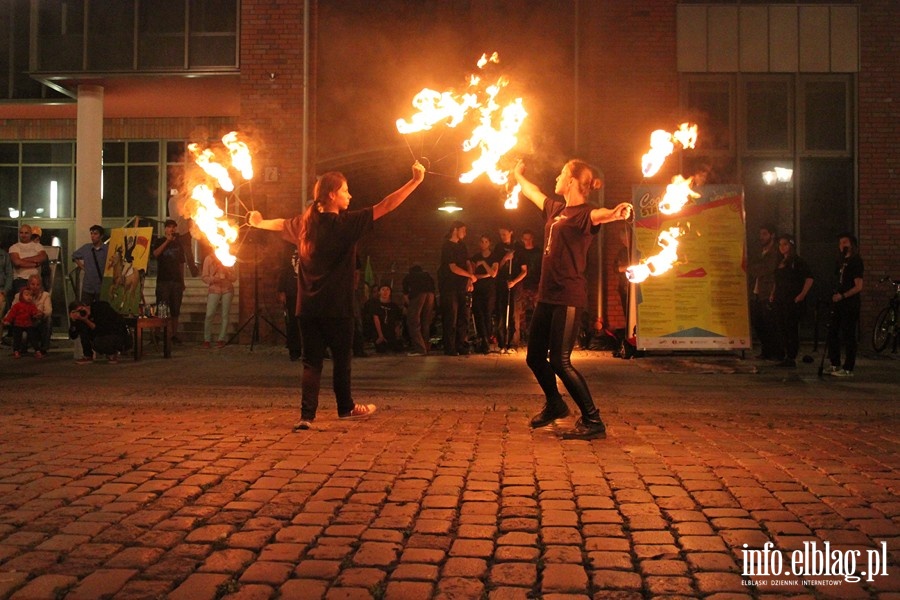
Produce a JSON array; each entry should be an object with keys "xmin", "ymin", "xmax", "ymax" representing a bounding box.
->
[{"xmin": 227, "ymin": 230, "xmax": 285, "ymax": 350}]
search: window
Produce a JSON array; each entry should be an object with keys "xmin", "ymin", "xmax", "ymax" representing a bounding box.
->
[
  {"xmin": 86, "ymin": 0, "xmax": 134, "ymax": 70},
  {"xmin": 102, "ymin": 141, "xmax": 162, "ymax": 219},
  {"xmin": 744, "ymin": 78, "xmax": 791, "ymax": 153},
  {"xmin": 0, "ymin": 142, "xmax": 75, "ymax": 221},
  {"xmin": 138, "ymin": 0, "xmax": 186, "ymax": 69},
  {"xmin": 802, "ymin": 79, "xmax": 849, "ymax": 153}
]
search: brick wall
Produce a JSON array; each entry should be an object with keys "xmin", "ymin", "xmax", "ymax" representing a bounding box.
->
[{"xmin": 858, "ymin": 0, "xmax": 899, "ymax": 335}]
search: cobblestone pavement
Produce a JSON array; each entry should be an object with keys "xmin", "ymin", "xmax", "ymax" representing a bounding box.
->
[{"xmin": 0, "ymin": 345, "xmax": 898, "ymax": 599}]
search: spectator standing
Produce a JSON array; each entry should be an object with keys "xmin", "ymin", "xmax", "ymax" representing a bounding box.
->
[
  {"xmin": 771, "ymin": 234, "xmax": 814, "ymax": 368},
  {"xmin": 747, "ymin": 224, "xmax": 781, "ymax": 360},
  {"xmin": 248, "ymin": 162, "xmax": 425, "ymax": 430},
  {"xmin": 511, "ymin": 229, "xmax": 541, "ymax": 345},
  {"xmin": 201, "ymin": 252, "xmax": 236, "ymax": 349},
  {"xmin": 439, "ymin": 221, "xmax": 476, "ymax": 356},
  {"xmin": 152, "ymin": 219, "xmax": 188, "ymax": 343},
  {"xmin": 8, "ymin": 224, "xmax": 47, "ymax": 296},
  {"xmin": 3, "ymin": 287, "xmax": 42, "ymax": 358},
  {"xmin": 827, "ymin": 233, "xmax": 864, "ymax": 377},
  {"xmin": 73, "ymin": 225, "xmax": 109, "ymax": 305},
  {"xmin": 402, "ymin": 265, "xmax": 435, "ymax": 356},
  {"xmin": 277, "ymin": 247, "xmax": 302, "ymax": 361},
  {"xmin": 68, "ymin": 299, "xmax": 130, "ymax": 364},
  {"xmin": 469, "ymin": 233, "xmax": 498, "ymax": 354},
  {"xmin": 493, "ymin": 225, "xmax": 519, "ymax": 351}
]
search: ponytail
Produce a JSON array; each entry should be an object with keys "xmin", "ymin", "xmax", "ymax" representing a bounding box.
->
[
  {"xmin": 567, "ymin": 159, "xmax": 603, "ymax": 197},
  {"xmin": 300, "ymin": 171, "xmax": 348, "ymax": 258}
]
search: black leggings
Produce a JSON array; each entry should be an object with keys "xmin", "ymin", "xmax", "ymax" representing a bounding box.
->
[
  {"xmin": 526, "ymin": 302, "xmax": 598, "ymax": 418},
  {"xmin": 299, "ymin": 316, "xmax": 355, "ymax": 420}
]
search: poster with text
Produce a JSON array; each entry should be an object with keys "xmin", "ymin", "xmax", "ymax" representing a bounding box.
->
[
  {"xmin": 100, "ymin": 227, "xmax": 153, "ymax": 315},
  {"xmin": 632, "ymin": 185, "xmax": 751, "ymax": 350}
]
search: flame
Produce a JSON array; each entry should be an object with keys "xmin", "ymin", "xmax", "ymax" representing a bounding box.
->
[
  {"xmin": 504, "ymin": 183, "xmax": 521, "ymax": 209},
  {"xmin": 222, "ymin": 132, "xmax": 254, "ymax": 180},
  {"xmin": 397, "ymin": 52, "xmax": 526, "ymax": 194},
  {"xmin": 184, "ymin": 131, "xmax": 253, "ymax": 266},
  {"xmin": 641, "ymin": 122, "xmax": 698, "ymax": 177},
  {"xmin": 658, "ymin": 175, "xmax": 700, "ymax": 215},
  {"xmin": 187, "ymin": 184, "xmax": 239, "ymax": 267},
  {"xmin": 625, "ymin": 227, "xmax": 684, "ymax": 284}
]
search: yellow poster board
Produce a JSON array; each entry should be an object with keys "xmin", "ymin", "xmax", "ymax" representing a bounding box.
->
[
  {"xmin": 632, "ymin": 185, "xmax": 751, "ymax": 350},
  {"xmin": 100, "ymin": 227, "xmax": 153, "ymax": 315}
]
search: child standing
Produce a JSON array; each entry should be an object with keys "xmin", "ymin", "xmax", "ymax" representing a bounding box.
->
[{"xmin": 2, "ymin": 288, "xmax": 42, "ymax": 358}]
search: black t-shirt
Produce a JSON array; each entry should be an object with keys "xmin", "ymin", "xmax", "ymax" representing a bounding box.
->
[
  {"xmin": 402, "ymin": 270, "xmax": 435, "ymax": 297},
  {"xmin": 439, "ymin": 239, "xmax": 469, "ymax": 293},
  {"xmin": 836, "ymin": 254, "xmax": 864, "ymax": 306},
  {"xmin": 492, "ymin": 242, "xmax": 517, "ymax": 283},
  {"xmin": 520, "ymin": 246, "xmax": 542, "ymax": 291},
  {"xmin": 539, "ymin": 196, "xmax": 600, "ymax": 308},
  {"xmin": 282, "ymin": 208, "xmax": 374, "ymax": 318},
  {"xmin": 773, "ymin": 255, "xmax": 813, "ymax": 305},
  {"xmin": 90, "ymin": 300, "xmax": 126, "ymax": 337},
  {"xmin": 151, "ymin": 234, "xmax": 186, "ymax": 284}
]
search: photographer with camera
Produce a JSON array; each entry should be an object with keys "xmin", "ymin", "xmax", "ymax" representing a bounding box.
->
[{"xmin": 69, "ymin": 299, "xmax": 129, "ymax": 364}]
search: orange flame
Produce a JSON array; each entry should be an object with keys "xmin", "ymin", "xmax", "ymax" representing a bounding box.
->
[
  {"xmin": 658, "ymin": 175, "xmax": 700, "ymax": 215},
  {"xmin": 397, "ymin": 52, "xmax": 526, "ymax": 193},
  {"xmin": 625, "ymin": 227, "xmax": 684, "ymax": 284},
  {"xmin": 504, "ymin": 183, "xmax": 522, "ymax": 209},
  {"xmin": 641, "ymin": 122, "xmax": 698, "ymax": 177},
  {"xmin": 187, "ymin": 185, "xmax": 239, "ymax": 267},
  {"xmin": 185, "ymin": 131, "xmax": 253, "ymax": 266}
]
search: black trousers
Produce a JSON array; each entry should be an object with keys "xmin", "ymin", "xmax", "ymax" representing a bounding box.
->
[
  {"xmin": 526, "ymin": 302, "xmax": 599, "ymax": 419},
  {"xmin": 441, "ymin": 287, "xmax": 470, "ymax": 353},
  {"xmin": 828, "ymin": 300, "xmax": 860, "ymax": 371},
  {"xmin": 298, "ymin": 316, "xmax": 355, "ymax": 420},
  {"xmin": 774, "ymin": 301, "xmax": 803, "ymax": 361}
]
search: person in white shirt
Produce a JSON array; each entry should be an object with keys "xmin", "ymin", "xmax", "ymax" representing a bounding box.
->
[{"xmin": 8, "ymin": 224, "xmax": 47, "ymax": 296}]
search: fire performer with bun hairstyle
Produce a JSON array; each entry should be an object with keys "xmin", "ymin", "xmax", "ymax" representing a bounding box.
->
[
  {"xmin": 513, "ymin": 159, "xmax": 632, "ymax": 440},
  {"xmin": 248, "ymin": 161, "xmax": 425, "ymax": 430}
]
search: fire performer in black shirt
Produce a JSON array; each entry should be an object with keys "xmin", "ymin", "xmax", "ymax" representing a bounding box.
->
[
  {"xmin": 513, "ymin": 159, "xmax": 632, "ymax": 440},
  {"xmin": 248, "ymin": 161, "xmax": 425, "ymax": 430}
]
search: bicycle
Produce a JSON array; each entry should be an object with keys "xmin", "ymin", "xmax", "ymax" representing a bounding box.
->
[{"xmin": 872, "ymin": 275, "xmax": 900, "ymax": 353}]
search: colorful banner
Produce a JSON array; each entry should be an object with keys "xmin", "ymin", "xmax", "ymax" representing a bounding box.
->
[
  {"xmin": 632, "ymin": 185, "xmax": 751, "ymax": 350},
  {"xmin": 101, "ymin": 227, "xmax": 153, "ymax": 315}
]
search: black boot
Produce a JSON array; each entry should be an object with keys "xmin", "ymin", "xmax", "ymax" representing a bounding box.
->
[
  {"xmin": 530, "ymin": 399, "xmax": 570, "ymax": 428},
  {"xmin": 561, "ymin": 412, "xmax": 607, "ymax": 440}
]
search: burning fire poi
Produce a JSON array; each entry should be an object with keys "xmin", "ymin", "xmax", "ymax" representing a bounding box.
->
[
  {"xmin": 626, "ymin": 125, "xmax": 700, "ymax": 284},
  {"xmin": 397, "ymin": 52, "xmax": 527, "ymax": 208},
  {"xmin": 184, "ymin": 132, "xmax": 252, "ymax": 267}
]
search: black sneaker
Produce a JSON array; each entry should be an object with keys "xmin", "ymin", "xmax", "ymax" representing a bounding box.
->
[
  {"xmin": 560, "ymin": 418, "xmax": 607, "ymax": 440},
  {"xmin": 530, "ymin": 401, "xmax": 571, "ymax": 428}
]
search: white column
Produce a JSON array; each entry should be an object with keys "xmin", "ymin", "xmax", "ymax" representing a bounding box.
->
[{"xmin": 75, "ymin": 84, "xmax": 104, "ymax": 247}]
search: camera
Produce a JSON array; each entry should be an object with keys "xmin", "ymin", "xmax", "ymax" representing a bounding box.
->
[{"xmin": 77, "ymin": 309, "xmax": 88, "ymax": 318}]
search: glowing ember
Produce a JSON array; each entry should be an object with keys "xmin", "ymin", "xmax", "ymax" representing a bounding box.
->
[
  {"xmin": 184, "ymin": 131, "xmax": 253, "ymax": 266},
  {"xmin": 641, "ymin": 122, "xmax": 698, "ymax": 177},
  {"xmin": 625, "ymin": 227, "xmax": 684, "ymax": 284},
  {"xmin": 658, "ymin": 175, "xmax": 700, "ymax": 215},
  {"xmin": 397, "ymin": 52, "xmax": 526, "ymax": 195}
]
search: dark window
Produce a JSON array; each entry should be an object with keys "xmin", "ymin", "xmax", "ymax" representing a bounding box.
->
[
  {"xmin": 103, "ymin": 165, "xmax": 126, "ymax": 217},
  {"xmin": 86, "ymin": 0, "xmax": 134, "ymax": 70},
  {"xmin": 21, "ymin": 166, "xmax": 73, "ymax": 219},
  {"xmin": 0, "ymin": 167, "xmax": 19, "ymax": 217},
  {"xmin": 166, "ymin": 141, "xmax": 187, "ymax": 163},
  {"xmin": 22, "ymin": 142, "xmax": 73, "ymax": 165},
  {"xmin": 745, "ymin": 80, "xmax": 790, "ymax": 153},
  {"xmin": 686, "ymin": 80, "xmax": 732, "ymax": 152},
  {"xmin": 798, "ymin": 158, "xmax": 854, "ymax": 298},
  {"xmin": 188, "ymin": 0, "xmax": 237, "ymax": 67},
  {"xmin": 37, "ymin": 0, "xmax": 85, "ymax": 71},
  {"xmin": 803, "ymin": 81, "xmax": 848, "ymax": 152},
  {"xmin": 127, "ymin": 165, "xmax": 159, "ymax": 218},
  {"xmin": 138, "ymin": 0, "xmax": 186, "ymax": 68},
  {"xmin": 128, "ymin": 141, "xmax": 160, "ymax": 163},
  {"xmin": 0, "ymin": 144, "xmax": 20, "ymax": 164},
  {"xmin": 103, "ymin": 142, "xmax": 126, "ymax": 164}
]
